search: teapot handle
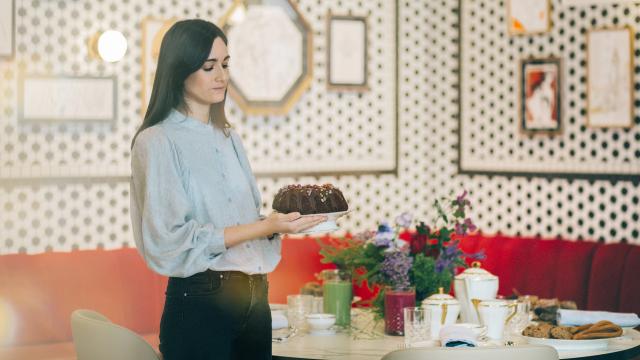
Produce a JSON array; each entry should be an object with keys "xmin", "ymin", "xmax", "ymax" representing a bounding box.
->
[
  {"xmin": 441, "ymin": 303, "xmax": 448, "ymax": 325},
  {"xmin": 471, "ymin": 298, "xmax": 482, "ymax": 323},
  {"xmin": 505, "ymin": 302, "xmax": 518, "ymax": 324}
]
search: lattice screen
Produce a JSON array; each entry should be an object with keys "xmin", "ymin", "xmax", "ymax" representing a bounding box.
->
[{"xmin": 0, "ymin": 0, "xmax": 638, "ymax": 254}]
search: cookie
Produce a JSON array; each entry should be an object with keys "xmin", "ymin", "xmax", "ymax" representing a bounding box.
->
[
  {"xmin": 550, "ymin": 326, "xmax": 574, "ymax": 340},
  {"xmin": 523, "ymin": 323, "xmax": 553, "ymax": 338}
]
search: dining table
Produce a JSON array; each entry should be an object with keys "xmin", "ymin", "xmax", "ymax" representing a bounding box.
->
[{"xmin": 272, "ymin": 313, "xmax": 640, "ymax": 360}]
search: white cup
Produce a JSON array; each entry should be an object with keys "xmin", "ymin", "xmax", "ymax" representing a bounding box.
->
[{"xmin": 478, "ymin": 299, "xmax": 516, "ymax": 340}]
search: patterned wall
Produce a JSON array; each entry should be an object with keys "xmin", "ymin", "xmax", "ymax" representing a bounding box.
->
[
  {"xmin": 0, "ymin": 0, "xmax": 638, "ymax": 254},
  {"xmin": 460, "ymin": 0, "xmax": 640, "ymax": 177}
]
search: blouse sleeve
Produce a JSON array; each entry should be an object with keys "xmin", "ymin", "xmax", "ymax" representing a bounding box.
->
[{"xmin": 130, "ymin": 127, "xmax": 227, "ymax": 277}]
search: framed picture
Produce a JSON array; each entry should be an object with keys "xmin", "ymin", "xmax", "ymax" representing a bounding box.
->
[
  {"xmin": 587, "ymin": 27, "xmax": 634, "ymax": 128},
  {"xmin": 327, "ymin": 13, "xmax": 368, "ymax": 90},
  {"xmin": 18, "ymin": 75, "xmax": 117, "ymax": 122},
  {"xmin": 520, "ymin": 58, "xmax": 562, "ymax": 133},
  {"xmin": 141, "ymin": 17, "xmax": 177, "ymax": 115},
  {"xmin": 219, "ymin": 0, "xmax": 313, "ymax": 115},
  {"xmin": 507, "ymin": 0, "xmax": 551, "ymax": 35},
  {"xmin": 0, "ymin": 0, "xmax": 15, "ymax": 59}
]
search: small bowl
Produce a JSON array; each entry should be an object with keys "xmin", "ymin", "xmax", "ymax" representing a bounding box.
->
[{"xmin": 305, "ymin": 313, "xmax": 336, "ymax": 330}]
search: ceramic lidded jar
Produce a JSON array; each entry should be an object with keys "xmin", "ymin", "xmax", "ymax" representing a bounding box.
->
[
  {"xmin": 453, "ymin": 261, "xmax": 499, "ymax": 324},
  {"xmin": 421, "ymin": 287, "xmax": 460, "ymax": 339}
]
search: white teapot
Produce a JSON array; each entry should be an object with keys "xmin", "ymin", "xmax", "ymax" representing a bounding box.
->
[
  {"xmin": 421, "ymin": 287, "xmax": 460, "ymax": 339},
  {"xmin": 454, "ymin": 261, "xmax": 499, "ymax": 324}
]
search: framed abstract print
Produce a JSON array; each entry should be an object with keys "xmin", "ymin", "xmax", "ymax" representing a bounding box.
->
[
  {"xmin": 520, "ymin": 58, "xmax": 562, "ymax": 133},
  {"xmin": 507, "ymin": 0, "xmax": 551, "ymax": 35}
]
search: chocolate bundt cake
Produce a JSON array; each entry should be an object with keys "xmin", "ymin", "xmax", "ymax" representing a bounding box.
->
[{"xmin": 272, "ymin": 184, "xmax": 348, "ymax": 215}]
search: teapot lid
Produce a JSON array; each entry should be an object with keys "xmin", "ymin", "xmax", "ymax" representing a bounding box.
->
[
  {"xmin": 455, "ymin": 261, "xmax": 498, "ymax": 280},
  {"xmin": 421, "ymin": 287, "xmax": 459, "ymax": 306}
]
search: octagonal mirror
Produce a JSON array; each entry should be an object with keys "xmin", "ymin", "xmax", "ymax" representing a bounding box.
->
[{"xmin": 219, "ymin": 0, "xmax": 313, "ymax": 115}]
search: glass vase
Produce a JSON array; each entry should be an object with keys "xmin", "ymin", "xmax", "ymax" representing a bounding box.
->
[
  {"xmin": 384, "ymin": 286, "xmax": 416, "ymax": 336},
  {"xmin": 321, "ymin": 269, "xmax": 352, "ymax": 327}
]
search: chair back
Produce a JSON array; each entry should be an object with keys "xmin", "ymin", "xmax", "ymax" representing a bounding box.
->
[
  {"xmin": 382, "ymin": 344, "xmax": 558, "ymax": 360},
  {"xmin": 71, "ymin": 309, "xmax": 160, "ymax": 360}
]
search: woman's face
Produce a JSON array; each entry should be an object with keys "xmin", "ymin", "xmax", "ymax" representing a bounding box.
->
[{"xmin": 183, "ymin": 37, "xmax": 230, "ymax": 106}]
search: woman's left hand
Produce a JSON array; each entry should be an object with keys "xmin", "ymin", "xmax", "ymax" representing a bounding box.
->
[{"xmin": 264, "ymin": 212, "xmax": 327, "ymax": 234}]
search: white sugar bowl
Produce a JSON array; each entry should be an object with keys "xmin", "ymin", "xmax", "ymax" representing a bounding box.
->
[
  {"xmin": 421, "ymin": 287, "xmax": 460, "ymax": 339},
  {"xmin": 305, "ymin": 313, "xmax": 336, "ymax": 334}
]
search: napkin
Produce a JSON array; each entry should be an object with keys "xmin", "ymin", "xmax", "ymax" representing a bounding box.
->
[
  {"xmin": 271, "ymin": 310, "xmax": 289, "ymax": 330},
  {"xmin": 439, "ymin": 324, "xmax": 478, "ymax": 347},
  {"xmin": 557, "ymin": 309, "xmax": 640, "ymax": 327}
]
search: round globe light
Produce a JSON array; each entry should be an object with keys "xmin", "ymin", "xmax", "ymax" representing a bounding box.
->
[{"xmin": 97, "ymin": 30, "xmax": 127, "ymax": 62}]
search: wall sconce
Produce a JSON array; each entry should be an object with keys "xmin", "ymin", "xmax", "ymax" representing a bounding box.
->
[
  {"xmin": 228, "ymin": 3, "xmax": 247, "ymax": 25},
  {"xmin": 88, "ymin": 30, "xmax": 128, "ymax": 62}
]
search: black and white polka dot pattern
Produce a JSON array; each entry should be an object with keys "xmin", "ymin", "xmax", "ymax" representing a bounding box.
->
[{"xmin": 0, "ymin": 0, "xmax": 637, "ymax": 254}]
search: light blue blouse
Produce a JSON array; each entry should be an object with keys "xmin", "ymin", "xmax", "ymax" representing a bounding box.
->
[{"xmin": 130, "ymin": 109, "xmax": 281, "ymax": 277}]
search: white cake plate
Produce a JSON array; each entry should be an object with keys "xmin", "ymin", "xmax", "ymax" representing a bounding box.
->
[{"xmin": 297, "ymin": 211, "xmax": 349, "ymax": 234}]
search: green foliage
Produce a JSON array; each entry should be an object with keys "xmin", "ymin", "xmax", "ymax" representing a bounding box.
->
[{"xmin": 409, "ymin": 253, "xmax": 452, "ymax": 302}]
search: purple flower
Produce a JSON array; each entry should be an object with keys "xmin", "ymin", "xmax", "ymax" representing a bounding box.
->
[
  {"xmin": 456, "ymin": 190, "xmax": 468, "ymax": 207},
  {"xmin": 374, "ymin": 222, "xmax": 395, "ymax": 247},
  {"xmin": 464, "ymin": 218, "xmax": 477, "ymax": 233},
  {"xmin": 435, "ymin": 241, "xmax": 464, "ymax": 274},
  {"xmin": 395, "ymin": 212, "xmax": 413, "ymax": 229},
  {"xmin": 454, "ymin": 222, "xmax": 465, "ymax": 235},
  {"xmin": 381, "ymin": 250, "xmax": 413, "ymax": 288}
]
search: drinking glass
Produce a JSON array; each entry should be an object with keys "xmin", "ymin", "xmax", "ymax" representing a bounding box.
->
[
  {"xmin": 384, "ymin": 286, "xmax": 416, "ymax": 335},
  {"xmin": 321, "ymin": 269, "xmax": 352, "ymax": 327},
  {"xmin": 287, "ymin": 294, "xmax": 313, "ymax": 330},
  {"xmin": 506, "ymin": 298, "xmax": 531, "ymax": 335},
  {"xmin": 403, "ymin": 307, "xmax": 430, "ymax": 348}
]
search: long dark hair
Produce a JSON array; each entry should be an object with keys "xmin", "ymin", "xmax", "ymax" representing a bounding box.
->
[{"xmin": 131, "ymin": 19, "xmax": 230, "ymax": 148}]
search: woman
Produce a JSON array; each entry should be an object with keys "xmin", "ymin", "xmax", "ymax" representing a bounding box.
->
[{"xmin": 130, "ymin": 19, "xmax": 326, "ymax": 360}]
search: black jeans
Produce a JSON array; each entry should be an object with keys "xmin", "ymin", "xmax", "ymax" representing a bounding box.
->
[{"xmin": 159, "ymin": 270, "xmax": 272, "ymax": 360}]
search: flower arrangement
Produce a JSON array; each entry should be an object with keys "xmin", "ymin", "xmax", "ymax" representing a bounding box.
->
[{"xmin": 318, "ymin": 191, "xmax": 484, "ymax": 318}]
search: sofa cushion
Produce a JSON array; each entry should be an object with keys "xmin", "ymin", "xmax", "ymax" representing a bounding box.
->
[
  {"xmin": 267, "ymin": 235, "xmax": 335, "ymax": 304},
  {"xmin": 618, "ymin": 245, "xmax": 640, "ymax": 315},
  {"xmin": 458, "ymin": 235, "xmax": 598, "ymax": 308},
  {"xmin": 0, "ymin": 249, "xmax": 166, "ymax": 347},
  {"xmin": 551, "ymin": 240, "xmax": 599, "ymax": 310},
  {"xmin": 586, "ymin": 243, "xmax": 631, "ymax": 312}
]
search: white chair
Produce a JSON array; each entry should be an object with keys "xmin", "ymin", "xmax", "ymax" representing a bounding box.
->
[
  {"xmin": 71, "ymin": 309, "xmax": 161, "ymax": 360},
  {"xmin": 381, "ymin": 344, "xmax": 559, "ymax": 360}
]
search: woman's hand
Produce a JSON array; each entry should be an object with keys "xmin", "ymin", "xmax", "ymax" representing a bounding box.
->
[{"xmin": 265, "ymin": 212, "xmax": 327, "ymax": 234}]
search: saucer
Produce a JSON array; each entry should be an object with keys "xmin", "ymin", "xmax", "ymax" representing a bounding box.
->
[
  {"xmin": 308, "ymin": 328, "xmax": 336, "ymax": 336},
  {"xmin": 297, "ymin": 211, "xmax": 349, "ymax": 234}
]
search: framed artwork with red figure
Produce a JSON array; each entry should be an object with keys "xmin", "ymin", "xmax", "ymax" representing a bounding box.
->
[{"xmin": 520, "ymin": 58, "xmax": 562, "ymax": 134}]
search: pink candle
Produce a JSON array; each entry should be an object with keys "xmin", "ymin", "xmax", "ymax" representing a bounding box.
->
[{"xmin": 384, "ymin": 287, "xmax": 416, "ymax": 336}]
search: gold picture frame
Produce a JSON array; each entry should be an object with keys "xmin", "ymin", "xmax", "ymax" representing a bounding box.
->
[
  {"xmin": 140, "ymin": 17, "xmax": 177, "ymax": 117},
  {"xmin": 218, "ymin": 0, "xmax": 313, "ymax": 116},
  {"xmin": 0, "ymin": 0, "xmax": 14, "ymax": 59},
  {"xmin": 327, "ymin": 12, "xmax": 369, "ymax": 91},
  {"xmin": 586, "ymin": 26, "xmax": 635, "ymax": 128},
  {"xmin": 519, "ymin": 57, "xmax": 563, "ymax": 134},
  {"xmin": 507, "ymin": 0, "xmax": 552, "ymax": 35}
]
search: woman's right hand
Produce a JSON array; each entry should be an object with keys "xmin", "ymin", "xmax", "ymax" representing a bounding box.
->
[{"xmin": 264, "ymin": 212, "xmax": 327, "ymax": 234}]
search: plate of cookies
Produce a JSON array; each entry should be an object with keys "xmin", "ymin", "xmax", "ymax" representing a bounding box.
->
[{"xmin": 522, "ymin": 321, "xmax": 624, "ymax": 351}]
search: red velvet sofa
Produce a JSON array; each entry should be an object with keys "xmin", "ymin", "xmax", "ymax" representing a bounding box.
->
[{"xmin": 0, "ymin": 234, "xmax": 638, "ymax": 359}]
